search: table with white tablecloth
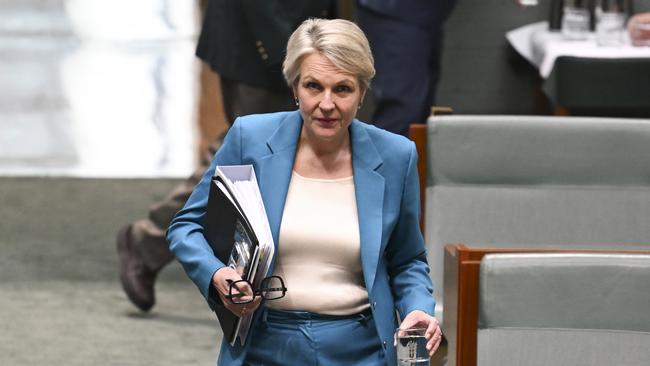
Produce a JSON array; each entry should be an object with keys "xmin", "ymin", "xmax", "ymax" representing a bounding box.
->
[{"xmin": 506, "ymin": 21, "xmax": 650, "ymax": 116}]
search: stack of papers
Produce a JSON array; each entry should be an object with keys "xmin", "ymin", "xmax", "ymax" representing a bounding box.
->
[{"xmin": 214, "ymin": 165, "xmax": 275, "ymax": 346}]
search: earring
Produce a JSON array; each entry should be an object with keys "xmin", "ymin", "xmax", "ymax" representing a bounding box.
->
[
  {"xmin": 358, "ymin": 104, "xmax": 362, "ymax": 110},
  {"xmin": 294, "ymin": 97, "xmax": 299, "ymax": 106}
]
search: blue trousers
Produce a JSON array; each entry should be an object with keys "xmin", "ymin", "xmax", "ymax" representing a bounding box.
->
[{"xmin": 243, "ymin": 308, "xmax": 385, "ymax": 365}]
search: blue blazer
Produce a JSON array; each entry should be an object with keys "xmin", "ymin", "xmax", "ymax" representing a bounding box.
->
[{"xmin": 167, "ymin": 111, "xmax": 435, "ymax": 365}]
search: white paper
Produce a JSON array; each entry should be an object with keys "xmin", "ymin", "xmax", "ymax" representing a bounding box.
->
[{"xmin": 215, "ymin": 165, "xmax": 275, "ymax": 346}]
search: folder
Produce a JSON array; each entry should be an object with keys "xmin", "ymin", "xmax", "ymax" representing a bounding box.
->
[{"xmin": 204, "ymin": 165, "xmax": 275, "ymax": 346}]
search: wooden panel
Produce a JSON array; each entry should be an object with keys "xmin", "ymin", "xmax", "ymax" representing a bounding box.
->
[
  {"xmin": 409, "ymin": 124, "xmax": 428, "ymax": 232},
  {"xmin": 197, "ymin": 65, "xmax": 228, "ymax": 160},
  {"xmin": 442, "ymin": 245, "xmax": 459, "ymax": 365},
  {"xmin": 457, "ymin": 259, "xmax": 481, "ymax": 366}
]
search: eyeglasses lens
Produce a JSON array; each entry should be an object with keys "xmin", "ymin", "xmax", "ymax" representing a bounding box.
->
[{"xmin": 261, "ymin": 276, "xmax": 285, "ymax": 300}]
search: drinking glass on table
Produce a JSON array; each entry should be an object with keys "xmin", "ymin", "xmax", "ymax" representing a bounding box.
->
[
  {"xmin": 595, "ymin": 0, "xmax": 627, "ymax": 46},
  {"xmin": 562, "ymin": 0, "xmax": 591, "ymax": 40},
  {"xmin": 395, "ymin": 327, "xmax": 429, "ymax": 366}
]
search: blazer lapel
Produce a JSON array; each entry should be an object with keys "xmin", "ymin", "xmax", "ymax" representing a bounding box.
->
[
  {"xmin": 257, "ymin": 115, "xmax": 385, "ymax": 292},
  {"xmin": 258, "ymin": 111, "xmax": 302, "ymax": 270},
  {"xmin": 350, "ymin": 121, "xmax": 384, "ymax": 294}
]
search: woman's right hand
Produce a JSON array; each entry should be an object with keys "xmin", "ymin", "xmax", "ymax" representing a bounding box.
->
[
  {"xmin": 212, "ymin": 266, "xmax": 261, "ymax": 317},
  {"xmin": 628, "ymin": 12, "xmax": 650, "ymax": 46}
]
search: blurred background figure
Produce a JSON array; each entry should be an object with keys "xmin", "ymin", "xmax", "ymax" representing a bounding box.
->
[
  {"xmin": 356, "ymin": 0, "xmax": 457, "ymax": 137},
  {"xmin": 117, "ymin": 0, "xmax": 335, "ymax": 312}
]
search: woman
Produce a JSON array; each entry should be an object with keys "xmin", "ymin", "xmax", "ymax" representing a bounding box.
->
[{"xmin": 167, "ymin": 18, "xmax": 442, "ymax": 365}]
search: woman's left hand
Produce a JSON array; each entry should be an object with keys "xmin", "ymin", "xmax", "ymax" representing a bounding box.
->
[{"xmin": 398, "ymin": 310, "xmax": 443, "ymax": 357}]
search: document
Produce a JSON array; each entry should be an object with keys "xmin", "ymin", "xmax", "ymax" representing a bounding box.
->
[{"xmin": 204, "ymin": 165, "xmax": 275, "ymax": 346}]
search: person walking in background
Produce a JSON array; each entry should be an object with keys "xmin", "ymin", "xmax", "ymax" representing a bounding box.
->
[
  {"xmin": 167, "ymin": 18, "xmax": 442, "ymax": 365},
  {"xmin": 356, "ymin": 0, "xmax": 457, "ymax": 137},
  {"xmin": 117, "ymin": 0, "xmax": 335, "ymax": 312}
]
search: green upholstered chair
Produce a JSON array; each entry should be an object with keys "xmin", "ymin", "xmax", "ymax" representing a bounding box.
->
[
  {"xmin": 544, "ymin": 56, "xmax": 650, "ymax": 117},
  {"xmin": 477, "ymin": 252, "xmax": 650, "ymax": 366},
  {"xmin": 421, "ymin": 114, "xmax": 650, "ymax": 322}
]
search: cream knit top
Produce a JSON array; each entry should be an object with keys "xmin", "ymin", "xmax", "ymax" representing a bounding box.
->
[{"xmin": 267, "ymin": 170, "xmax": 370, "ymax": 315}]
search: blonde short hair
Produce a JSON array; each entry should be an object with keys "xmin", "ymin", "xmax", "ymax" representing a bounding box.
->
[{"xmin": 283, "ymin": 18, "xmax": 375, "ymax": 90}]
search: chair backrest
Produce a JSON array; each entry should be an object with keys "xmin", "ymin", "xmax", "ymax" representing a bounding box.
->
[
  {"xmin": 477, "ymin": 252, "xmax": 650, "ymax": 366},
  {"xmin": 549, "ymin": 56, "xmax": 650, "ymax": 117},
  {"xmin": 422, "ymin": 115, "xmax": 650, "ymax": 319}
]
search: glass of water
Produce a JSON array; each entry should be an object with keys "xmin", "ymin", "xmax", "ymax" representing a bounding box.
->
[
  {"xmin": 562, "ymin": 0, "xmax": 591, "ymax": 40},
  {"xmin": 595, "ymin": 0, "xmax": 627, "ymax": 46},
  {"xmin": 395, "ymin": 327, "xmax": 429, "ymax": 366}
]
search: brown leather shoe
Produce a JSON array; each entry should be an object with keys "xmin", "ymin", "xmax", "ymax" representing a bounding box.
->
[{"xmin": 117, "ymin": 225, "xmax": 157, "ymax": 312}]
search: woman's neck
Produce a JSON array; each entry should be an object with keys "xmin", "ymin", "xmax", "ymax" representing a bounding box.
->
[{"xmin": 294, "ymin": 129, "xmax": 353, "ymax": 179}]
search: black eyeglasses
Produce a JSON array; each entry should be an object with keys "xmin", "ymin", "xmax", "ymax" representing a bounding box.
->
[{"xmin": 226, "ymin": 275, "xmax": 287, "ymax": 305}]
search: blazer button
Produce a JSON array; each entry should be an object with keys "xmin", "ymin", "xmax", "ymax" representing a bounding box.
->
[
  {"xmin": 382, "ymin": 340, "xmax": 387, "ymax": 349},
  {"xmin": 261, "ymin": 53, "xmax": 269, "ymax": 60},
  {"xmin": 371, "ymin": 301, "xmax": 376, "ymax": 309},
  {"xmin": 255, "ymin": 40, "xmax": 262, "ymax": 47}
]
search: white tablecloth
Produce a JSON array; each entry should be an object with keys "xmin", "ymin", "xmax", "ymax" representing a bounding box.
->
[{"xmin": 506, "ymin": 21, "xmax": 650, "ymax": 78}]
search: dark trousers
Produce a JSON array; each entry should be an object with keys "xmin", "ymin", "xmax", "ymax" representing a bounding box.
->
[
  {"xmin": 130, "ymin": 76, "xmax": 293, "ymax": 271},
  {"xmin": 357, "ymin": 6, "xmax": 444, "ymax": 137}
]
